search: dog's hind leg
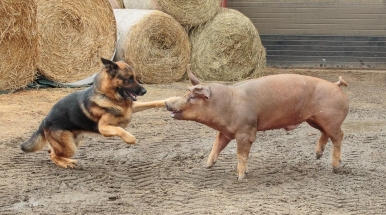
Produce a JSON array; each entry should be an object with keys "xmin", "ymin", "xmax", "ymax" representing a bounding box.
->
[
  {"xmin": 207, "ymin": 132, "xmax": 232, "ymax": 168},
  {"xmin": 44, "ymin": 129, "xmax": 78, "ymax": 168}
]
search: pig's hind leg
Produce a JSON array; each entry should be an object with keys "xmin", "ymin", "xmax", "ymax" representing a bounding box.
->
[
  {"xmin": 307, "ymin": 118, "xmax": 345, "ymax": 172},
  {"xmin": 315, "ymin": 132, "xmax": 330, "ymax": 159},
  {"xmin": 327, "ymin": 128, "xmax": 344, "ymax": 172},
  {"xmin": 306, "ymin": 119, "xmax": 329, "ymax": 159}
]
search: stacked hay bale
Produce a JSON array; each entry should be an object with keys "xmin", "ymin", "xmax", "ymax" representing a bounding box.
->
[
  {"xmin": 114, "ymin": 10, "xmax": 153, "ymax": 63},
  {"xmin": 0, "ymin": 0, "xmax": 38, "ymax": 91},
  {"xmin": 1, "ymin": 0, "xmax": 264, "ymax": 90},
  {"xmin": 189, "ymin": 8, "xmax": 266, "ymax": 81},
  {"xmin": 123, "ymin": 1, "xmax": 266, "ymax": 81},
  {"xmin": 37, "ymin": 0, "xmax": 117, "ymax": 83},
  {"xmin": 114, "ymin": 9, "xmax": 190, "ymax": 84},
  {"xmin": 123, "ymin": 0, "xmax": 221, "ymax": 27}
]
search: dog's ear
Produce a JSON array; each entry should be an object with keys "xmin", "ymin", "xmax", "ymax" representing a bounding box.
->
[
  {"xmin": 189, "ymin": 85, "xmax": 210, "ymax": 99},
  {"xmin": 101, "ymin": 58, "xmax": 118, "ymax": 77}
]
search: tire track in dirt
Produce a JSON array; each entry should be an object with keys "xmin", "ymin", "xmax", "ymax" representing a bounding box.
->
[
  {"xmin": 3, "ymin": 123, "xmax": 385, "ymax": 214},
  {"xmin": 138, "ymin": 123, "xmax": 386, "ymax": 214},
  {"xmin": 164, "ymin": 120, "xmax": 382, "ymax": 214}
]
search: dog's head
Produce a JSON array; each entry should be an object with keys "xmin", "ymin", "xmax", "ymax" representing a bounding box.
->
[{"xmin": 99, "ymin": 58, "xmax": 146, "ymax": 101}]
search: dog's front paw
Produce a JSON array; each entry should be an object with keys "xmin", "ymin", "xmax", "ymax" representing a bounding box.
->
[
  {"xmin": 164, "ymin": 97, "xmax": 179, "ymax": 103},
  {"xmin": 122, "ymin": 132, "xmax": 136, "ymax": 144}
]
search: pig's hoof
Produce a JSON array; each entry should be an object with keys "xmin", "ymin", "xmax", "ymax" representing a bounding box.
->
[
  {"xmin": 237, "ymin": 175, "xmax": 246, "ymax": 180},
  {"xmin": 333, "ymin": 164, "xmax": 351, "ymax": 174},
  {"xmin": 332, "ymin": 164, "xmax": 345, "ymax": 174},
  {"xmin": 237, "ymin": 173, "xmax": 247, "ymax": 180},
  {"xmin": 316, "ymin": 152, "xmax": 323, "ymax": 159},
  {"xmin": 333, "ymin": 167, "xmax": 340, "ymax": 174},
  {"xmin": 206, "ymin": 161, "xmax": 215, "ymax": 169},
  {"xmin": 332, "ymin": 160, "xmax": 344, "ymax": 173}
]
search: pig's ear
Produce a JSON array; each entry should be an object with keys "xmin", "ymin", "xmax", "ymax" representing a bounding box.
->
[
  {"xmin": 187, "ymin": 64, "xmax": 201, "ymax": 86},
  {"xmin": 189, "ymin": 85, "xmax": 210, "ymax": 99}
]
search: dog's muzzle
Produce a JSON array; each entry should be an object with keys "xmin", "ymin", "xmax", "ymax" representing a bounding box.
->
[{"xmin": 138, "ymin": 87, "xmax": 147, "ymax": 96}]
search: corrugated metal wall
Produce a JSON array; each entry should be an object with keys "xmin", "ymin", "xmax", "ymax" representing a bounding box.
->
[{"xmin": 227, "ymin": 0, "xmax": 386, "ymax": 69}]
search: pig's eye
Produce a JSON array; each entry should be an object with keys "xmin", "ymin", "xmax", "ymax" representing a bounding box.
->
[{"xmin": 188, "ymin": 94, "xmax": 194, "ymax": 101}]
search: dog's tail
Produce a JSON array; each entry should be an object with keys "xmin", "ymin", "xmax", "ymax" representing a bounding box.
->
[
  {"xmin": 335, "ymin": 76, "xmax": 348, "ymax": 87},
  {"xmin": 21, "ymin": 123, "xmax": 47, "ymax": 152}
]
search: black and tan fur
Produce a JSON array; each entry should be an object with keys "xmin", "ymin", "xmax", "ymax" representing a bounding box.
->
[{"xmin": 21, "ymin": 58, "xmax": 167, "ymax": 168}]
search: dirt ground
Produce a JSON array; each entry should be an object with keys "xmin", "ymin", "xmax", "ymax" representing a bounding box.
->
[{"xmin": 0, "ymin": 69, "xmax": 385, "ymax": 214}]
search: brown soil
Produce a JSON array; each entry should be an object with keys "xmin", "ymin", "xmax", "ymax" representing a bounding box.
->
[{"xmin": 1, "ymin": 69, "xmax": 385, "ymax": 214}]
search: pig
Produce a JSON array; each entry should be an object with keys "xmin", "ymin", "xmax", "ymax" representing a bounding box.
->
[{"xmin": 165, "ymin": 66, "xmax": 349, "ymax": 180}]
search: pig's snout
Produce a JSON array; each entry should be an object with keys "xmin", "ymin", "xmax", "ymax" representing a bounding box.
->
[
  {"xmin": 166, "ymin": 102, "xmax": 179, "ymax": 119},
  {"xmin": 164, "ymin": 97, "xmax": 180, "ymax": 112},
  {"xmin": 165, "ymin": 102, "xmax": 172, "ymax": 111}
]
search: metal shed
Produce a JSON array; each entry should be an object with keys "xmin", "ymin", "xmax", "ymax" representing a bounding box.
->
[{"xmin": 226, "ymin": 0, "xmax": 386, "ymax": 69}]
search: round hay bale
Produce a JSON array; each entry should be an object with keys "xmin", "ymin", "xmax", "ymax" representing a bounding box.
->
[
  {"xmin": 114, "ymin": 9, "xmax": 190, "ymax": 84},
  {"xmin": 37, "ymin": 0, "xmax": 117, "ymax": 83},
  {"xmin": 0, "ymin": 0, "xmax": 38, "ymax": 91},
  {"xmin": 189, "ymin": 8, "xmax": 266, "ymax": 81},
  {"xmin": 114, "ymin": 10, "xmax": 154, "ymax": 62},
  {"xmin": 123, "ymin": 0, "xmax": 221, "ymax": 27}
]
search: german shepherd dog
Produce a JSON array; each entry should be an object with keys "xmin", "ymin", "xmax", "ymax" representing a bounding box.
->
[{"xmin": 21, "ymin": 58, "xmax": 168, "ymax": 168}]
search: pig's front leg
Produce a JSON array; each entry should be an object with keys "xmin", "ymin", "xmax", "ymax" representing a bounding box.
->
[
  {"xmin": 235, "ymin": 131, "xmax": 256, "ymax": 180},
  {"xmin": 206, "ymin": 131, "xmax": 232, "ymax": 168}
]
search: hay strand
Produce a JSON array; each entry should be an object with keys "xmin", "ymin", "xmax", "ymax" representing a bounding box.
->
[
  {"xmin": 0, "ymin": 0, "xmax": 38, "ymax": 91},
  {"xmin": 37, "ymin": 0, "xmax": 117, "ymax": 83},
  {"xmin": 114, "ymin": 9, "xmax": 190, "ymax": 84},
  {"xmin": 189, "ymin": 8, "xmax": 266, "ymax": 81},
  {"xmin": 124, "ymin": 0, "xmax": 221, "ymax": 27}
]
